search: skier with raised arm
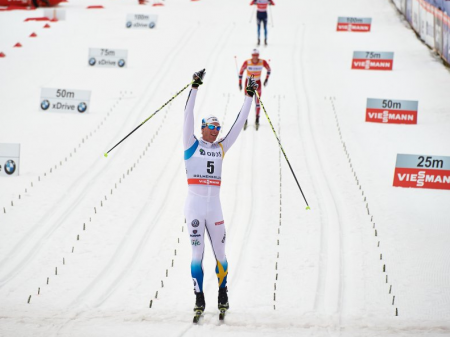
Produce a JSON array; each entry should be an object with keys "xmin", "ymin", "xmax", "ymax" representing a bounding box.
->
[{"xmin": 183, "ymin": 69, "xmax": 258, "ymax": 322}]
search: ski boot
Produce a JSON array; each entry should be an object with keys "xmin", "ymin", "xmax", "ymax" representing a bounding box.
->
[
  {"xmin": 255, "ymin": 115, "xmax": 260, "ymax": 130},
  {"xmin": 257, "ymin": 38, "xmax": 260, "ymax": 46},
  {"xmin": 218, "ymin": 287, "xmax": 229, "ymax": 320},
  {"xmin": 264, "ymin": 38, "xmax": 267, "ymax": 46},
  {"xmin": 193, "ymin": 291, "xmax": 205, "ymax": 323}
]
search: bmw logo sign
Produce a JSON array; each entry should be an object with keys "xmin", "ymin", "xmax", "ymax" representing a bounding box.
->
[
  {"xmin": 191, "ymin": 219, "xmax": 200, "ymax": 228},
  {"xmin": 5, "ymin": 160, "xmax": 16, "ymax": 175},
  {"xmin": 118, "ymin": 59, "xmax": 125, "ymax": 68},
  {"xmin": 126, "ymin": 21, "xmax": 132, "ymax": 28},
  {"xmin": 41, "ymin": 100, "xmax": 50, "ymax": 110},
  {"xmin": 78, "ymin": 102, "xmax": 87, "ymax": 113},
  {"xmin": 89, "ymin": 58, "xmax": 96, "ymax": 66},
  {"xmin": 149, "ymin": 22, "xmax": 155, "ymax": 29}
]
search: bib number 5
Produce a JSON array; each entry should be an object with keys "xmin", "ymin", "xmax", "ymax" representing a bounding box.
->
[{"xmin": 207, "ymin": 161, "xmax": 215, "ymax": 174}]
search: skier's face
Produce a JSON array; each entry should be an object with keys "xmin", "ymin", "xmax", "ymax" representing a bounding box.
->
[
  {"xmin": 202, "ymin": 122, "xmax": 220, "ymax": 143},
  {"xmin": 251, "ymin": 54, "xmax": 259, "ymax": 63}
]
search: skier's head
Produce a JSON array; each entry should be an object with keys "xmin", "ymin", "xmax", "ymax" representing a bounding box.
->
[
  {"xmin": 251, "ymin": 48, "xmax": 260, "ymax": 62},
  {"xmin": 201, "ymin": 115, "xmax": 221, "ymax": 143}
]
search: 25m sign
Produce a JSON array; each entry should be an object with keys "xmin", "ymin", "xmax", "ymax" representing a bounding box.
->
[
  {"xmin": 393, "ymin": 154, "xmax": 450, "ymax": 190},
  {"xmin": 352, "ymin": 51, "xmax": 394, "ymax": 70},
  {"xmin": 366, "ymin": 98, "xmax": 418, "ymax": 124}
]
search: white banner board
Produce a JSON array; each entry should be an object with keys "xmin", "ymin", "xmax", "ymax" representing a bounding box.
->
[
  {"xmin": 40, "ymin": 88, "xmax": 92, "ymax": 113},
  {"xmin": 0, "ymin": 143, "xmax": 20, "ymax": 176},
  {"xmin": 126, "ymin": 13, "xmax": 158, "ymax": 29},
  {"xmin": 88, "ymin": 48, "xmax": 128, "ymax": 68}
]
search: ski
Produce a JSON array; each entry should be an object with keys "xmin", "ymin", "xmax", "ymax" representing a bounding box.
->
[
  {"xmin": 244, "ymin": 119, "xmax": 248, "ymax": 130},
  {"xmin": 219, "ymin": 308, "xmax": 227, "ymax": 321},
  {"xmin": 193, "ymin": 310, "xmax": 203, "ymax": 324}
]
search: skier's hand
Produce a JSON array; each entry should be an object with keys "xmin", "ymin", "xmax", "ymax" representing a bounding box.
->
[
  {"xmin": 192, "ymin": 69, "xmax": 206, "ymax": 88},
  {"xmin": 264, "ymin": 78, "xmax": 268, "ymax": 87},
  {"xmin": 245, "ymin": 75, "xmax": 258, "ymax": 97},
  {"xmin": 239, "ymin": 83, "xmax": 242, "ymax": 91}
]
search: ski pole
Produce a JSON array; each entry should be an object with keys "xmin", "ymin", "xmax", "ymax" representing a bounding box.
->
[
  {"xmin": 255, "ymin": 91, "xmax": 310, "ymax": 210},
  {"xmin": 249, "ymin": 5, "xmax": 255, "ymax": 23},
  {"xmin": 104, "ymin": 80, "xmax": 194, "ymax": 157},
  {"xmin": 268, "ymin": 4, "xmax": 274, "ymax": 28},
  {"xmin": 234, "ymin": 56, "xmax": 239, "ymax": 77}
]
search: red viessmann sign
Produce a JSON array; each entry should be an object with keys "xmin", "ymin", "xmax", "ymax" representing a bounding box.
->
[
  {"xmin": 337, "ymin": 17, "xmax": 372, "ymax": 32},
  {"xmin": 366, "ymin": 98, "xmax": 418, "ymax": 124},
  {"xmin": 352, "ymin": 51, "xmax": 394, "ymax": 70},
  {"xmin": 393, "ymin": 154, "xmax": 450, "ymax": 190}
]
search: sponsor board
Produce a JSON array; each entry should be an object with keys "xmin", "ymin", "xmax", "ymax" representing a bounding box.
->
[
  {"xmin": 40, "ymin": 88, "xmax": 91, "ymax": 113},
  {"xmin": 352, "ymin": 51, "xmax": 394, "ymax": 70},
  {"xmin": 0, "ymin": 143, "xmax": 20, "ymax": 177},
  {"xmin": 393, "ymin": 154, "xmax": 450, "ymax": 190},
  {"xmin": 88, "ymin": 48, "xmax": 128, "ymax": 68},
  {"xmin": 337, "ymin": 17, "xmax": 372, "ymax": 32},
  {"xmin": 366, "ymin": 98, "xmax": 418, "ymax": 124},
  {"xmin": 126, "ymin": 13, "xmax": 158, "ymax": 29}
]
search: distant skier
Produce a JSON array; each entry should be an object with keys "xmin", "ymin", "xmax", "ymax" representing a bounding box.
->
[
  {"xmin": 250, "ymin": 0, "xmax": 275, "ymax": 45},
  {"xmin": 238, "ymin": 49, "xmax": 271, "ymax": 130},
  {"xmin": 183, "ymin": 69, "xmax": 258, "ymax": 322}
]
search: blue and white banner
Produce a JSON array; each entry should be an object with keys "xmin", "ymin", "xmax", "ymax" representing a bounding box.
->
[{"xmin": 0, "ymin": 143, "xmax": 20, "ymax": 177}]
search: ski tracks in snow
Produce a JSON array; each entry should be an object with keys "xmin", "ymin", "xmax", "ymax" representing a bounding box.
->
[{"xmin": 294, "ymin": 24, "xmax": 344, "ymax": 335}]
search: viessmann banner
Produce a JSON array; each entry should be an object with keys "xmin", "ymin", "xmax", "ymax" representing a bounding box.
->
[
  {"xmin": 393, "ymin": 154, "xmax": 450, "ymax": 190},
  {"xmin": 352, "ymin": 51, "xmax": 394, "ymax": 70},
  {"xmin": 337, "ymin": 17, "xmax": 372, "ymax": 32},
  {"xmin": 366, "ymin": 98, "xmax": 419, "ymax": 124}
]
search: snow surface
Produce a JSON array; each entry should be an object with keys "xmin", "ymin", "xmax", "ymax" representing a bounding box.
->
[{"xmin": 1, "ymin": 0, "xmax": 450, "ymax": 336}]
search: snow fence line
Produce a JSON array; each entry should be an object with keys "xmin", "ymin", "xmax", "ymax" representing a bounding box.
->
[
  {"xmin": 25, "ymin": 94, "xmax": 175, "ymax": 305},
  {"xmin": 389, "ymin": 0, "xmax": 450, "ymax": 66},
  {"xmin": 1, "ymin": 91, "xmax": 130, "ymax": 219},
  {"xmin": 328, "ymin": 96, "xmax": 399, "ymax": 317}
]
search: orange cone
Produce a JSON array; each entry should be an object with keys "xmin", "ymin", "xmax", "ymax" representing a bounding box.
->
[
  {"xmin": 30, "ymin": 32, "xmax": 37, "ymax": 37},
  {"xmin": 44, "ymin": 23, "xmax": 50, "ymax": 28},
  {"xmin": 0, "ymin": 52, "xmax": 5, "ymax": 57},
  {"xmin": 14, "ymin": 42, "xmax": 22, "ymax": 47}
]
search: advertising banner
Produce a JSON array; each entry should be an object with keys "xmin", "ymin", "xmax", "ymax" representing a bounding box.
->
[
  {"xmin": 393, "ymin": 154, "xmax": 450, "ymax": 190},
  {"xmin": 88, "ymin": 48, "xmax": 128, "ymax": 68},
  {"xmin": 0, "ymin": 143, "xmax": 20, "ymax": 177},
  {"xmin": 412, "ymin": 0, "xmax": 421, "ymax": 32},
  {"xmin": 366, "ymin": 98, "xmax": 418, "ymax": 124},
  {"xmin": 40, "ymin": 88, "xmax": 91, "ymax": 113},
  {"xmin": 434, "ymin": 6, "xmax": 444, "ymax": 55},
  {"xmin": 352, "ymin": 51, "xmax": 394, "ymax": 70},
  {"xmin": 337, "ymin": 17, "xmax": 372, "ymax": 32},
  {"xmin": 126, "ymin": 13, "xmax": 158, "ymax": 29}
]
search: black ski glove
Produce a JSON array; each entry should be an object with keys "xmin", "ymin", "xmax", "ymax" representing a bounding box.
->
[
  {"xmin": 239, "ymin": 83, "xmax": 243, "ymax": 91},
  {"xmin": 246, "ymin": 76, "xmax": 258, "ymax": 97},
  {"xmin": 264, "ymin": 78, "xmax": 268, "ymax": 87},
  {"xmin": 192, "ymin": 69, "xmax": 206, "ymax": 88}
]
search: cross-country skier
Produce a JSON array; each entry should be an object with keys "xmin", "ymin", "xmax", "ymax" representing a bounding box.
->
[
  {"xmin": 183, "ymin": 69, "xmax": 258, "ymax": 321},
  {"xmin": 238, "ymin": 49, "xmax": 271, "ymax": 130},
  {"xmin": 250, "ymin": 0, "xmax": 275, "ymax": 45}
]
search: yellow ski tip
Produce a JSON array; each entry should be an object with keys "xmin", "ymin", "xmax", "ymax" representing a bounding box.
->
[
  {"xmin": 305, "ymin": 206, "xmax": 311, "ymax": 210},
  {"xmin": 104, "ymin": 153, "xmax": 108, "ymax": 158}
]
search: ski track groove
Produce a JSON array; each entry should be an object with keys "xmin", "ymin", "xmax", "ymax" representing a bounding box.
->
[
  {"xmin": 0, "ymin": 25, "xmax": 198, "ymax": 291},
  {"xmin": 294, "ymin": 24, "xmax": 343, "ymax": 336},
  {"xmin": 69, "ymin": 126, "xmax": 183, "ymax": 310}
]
